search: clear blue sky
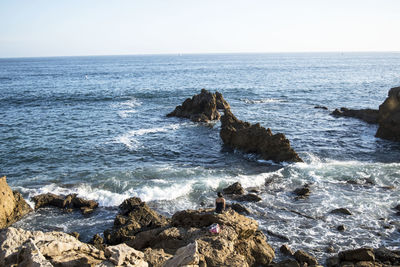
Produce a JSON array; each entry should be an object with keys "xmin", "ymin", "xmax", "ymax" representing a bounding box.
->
[{"xmin": 0, "ymin": 0, "xmax": 399, "ymax": 57}]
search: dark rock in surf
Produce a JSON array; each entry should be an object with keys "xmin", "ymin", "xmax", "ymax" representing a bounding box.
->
[
  {"xmin": 330, "ymin": 208, "xmax": 352, "ymax": 216},
  {"xmin": 339, "ymin": 247, "xmax": 375, "ymax": 262},
  {"xmin": 293, "ymin": 184, "xmax": 311, "ymax": 199},
  {"xmin": 314, "ymin": 105, "xmax": 328, "ymax": 110},
  {"xmin": 230, "ymin": 203, "xmax": 251, "ymax": 215},
  {"xmin": 337, "ymin": 225, "xmax": 346, "ymax": 231},
  {"xmin": 294, "ymin": 250, "xmax": 318, "ymax": 266},
  {"xmin": 235, "ymin": 193, "xmax": 262, "ymax": 202},
  {"xmin": 272, "ymin": 259, "xmax": 300, "ymax": 267},
  {"xmin": 280, "ymin": 244, "xmax": 294, "ymax": 256},
  {"xmin": 31, "ymin": 193, "xmax": 98, "ymax": 215},
  {"xmin": 376, "ymin": 86, "xmax": 400, "ymax": 141},
  {"xmin": 222, "ymin": 182, "xmax": 245, "ymax": 195},
  {"xmin": 331, "ymin": 107, "xmax": 379, "ymax": 124},
  {"xmin": 220, "ymin": 109, "xmax": 303, "ymax": 163},
  {"xmin": 167, "ymin": 89, "xmax": 230, "ymax": 122}
]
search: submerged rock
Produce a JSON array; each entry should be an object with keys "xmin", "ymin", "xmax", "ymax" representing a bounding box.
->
[
  {"xmin": 293, "ymin": 184, "xmax": 311, "ymax": 199},
  {"xmin": 376, "ymin": 86, "xmax": 400, "ymax": 141},
  {"xmin": 331, "ymin": 107, "xmax": 379, "ymax": 124},
  {"xmin": 32, "ymin": 193, "xmax": 98, "ymax": 214},
  {"xmin": 330, "ymin": 208, "xmax": 352, "ymax": 216},
  {"xmin": 220, "ymin": 109, "xmax": 302, "ymax": 163},
  {"xmin": 0, "ymin": 176, "xmax": 32, "ymax": 229},
  {"xmin": 167, "ymin": 89, "xmax": 230, "ymax": 122},
  {"xmin": 222, "ymin": 182, "xmax": 245, "ymax": 195}
]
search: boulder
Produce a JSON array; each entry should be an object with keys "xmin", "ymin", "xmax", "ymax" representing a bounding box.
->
[
  {"xmin": 105, "ymin": 243, "xmax": 148, "ymax": 267},
  {"xmin": 338, "ymin": 248, "xmax": 375, "ymax": 262},
  {"xmin": 32, "ymin": 193, "xmax": 99, "ymax": 214},
  {"xmin": 91, "ymin": 233, "xmax": 106, "ymax": 251},
  {"xmin": 0, "ymin": 176, "xmax": 32, "ymax": 228},
  {"xmin": 330, "ymin": 208, "xmax": 352, "ymax": 216},
  {"xmin": 235, "ymin": 193, "xmax": 262, "ymax": 202},
  {"xmin": 376, "ymin": 86, "xmax": 400, "ymax": 141},
  {"xmin": 294, "ymin": 250, "xmax": 318, "ymax": 266},
  {"xmin": 162, "ymin": 241, "xmax": 199, "ymax": 267},
  {"xmin": 104, "ymin": 197, "xmax": 170, "ymax": 245},
  {"xmin": 374, "ymin": 247, "xmax": 400, "ymax": 265},
  {"xmin": 222, "ymin": 182, "xmax": 245, "ymax": 195},
  {"xmin": 143, "ymin": 248, "xmax": 172, "ymax": 267},
  {"xmin": 280, "ymin": 244, "xmax": 294, "ymax": 256},
  {"xmin": 167, "ymin": 89, "xmax": 230, "ymax": 122},
  {"xmin": 0, "ymin": 227, "xmax": 106, "ymax": 266},
  {"xmin": 230, "ymin": 203, "xmax": 251, "ymax": 215},
  {"xmin": 331, "ymin": 108, "xmax": 379, "ymax": 124},
  {"xmin": 272, "ymin": 259, "xmax": 300, "ymax": 267},
  {"xmin": 220, "ymin": 109, "xmax": 302, "ymax": 162}
]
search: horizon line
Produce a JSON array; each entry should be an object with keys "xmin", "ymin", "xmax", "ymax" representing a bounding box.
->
[{"xmin": 1, "ymin": 50, "xmax": 399, "ymax": 60}]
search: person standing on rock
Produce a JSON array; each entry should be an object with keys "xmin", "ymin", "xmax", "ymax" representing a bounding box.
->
[{"xmin": 215, "ymin": 192, "xmax": 226, "ymax": 214}]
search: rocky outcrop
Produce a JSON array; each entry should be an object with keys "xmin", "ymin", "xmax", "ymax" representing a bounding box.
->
[
  {"xmin": 32, "ymin": 193, "xmax": 98, "ymax": 214},
  {"xmin": 105, "ymin": 243, "xmax": 148, "ymax": 267},
  {"xmin": 104, "ymin": 197, "xmax": 170, "ymax": 245},
  {"xmin": 222, "ymin": 182, "xmax": 245, "ymax": 195},
  {"xmin": 124, "ymin": 208, "xmax": 275, "ymax": 267},
  {"xmin": 326, "ymin": 247, "xmax": 400, "ymax": 267},
  {"xmin": 167, "ymin": 89, "xmax": 230, "ymax": 122},
  {"xmin": 376, "ymin": 86, "xmax": 400, "ymax": 141},
  {"xmin": 162, "ymin": 241, "xmax": 200, "ymax": 267},
  {"xmin": 220, "ymin": 109, "xmax": 302, "ymax": 162},
  {"xmin": 331, "ymin": 108, "xmax": 379, "ymax": 124},
  {"xmin": 0, "ymin": 176, "xmax": 32, "ymax": 229}
]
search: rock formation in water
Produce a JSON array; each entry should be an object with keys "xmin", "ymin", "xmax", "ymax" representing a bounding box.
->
[
  {"xmin": 376, "ymin": 86, "xmax": 400, "ymax": 141},
  {"xmin": 32, "ymin": 193, "xmax": 99, "ymax": 214},
  {"xmin": 167, "ymin": 88, "xmax": 230, "ymax": 122},
  {"xmin": 0, "ymin": 176, "xmax": 32, "ymax": 229},
  {"xmin": 220, "ymin": 109, "xmax": 303, "ymax": 162},
  {"xmin": 331, "ymin": 107, "xmax": 379, "ymax": 124}
]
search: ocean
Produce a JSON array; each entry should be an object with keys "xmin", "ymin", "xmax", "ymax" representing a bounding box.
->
[{"xmin": 1, "ymin": 52, "xmax": 400, "ymax": 261}]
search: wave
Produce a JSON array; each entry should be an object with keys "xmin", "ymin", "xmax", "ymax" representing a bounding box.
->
[
  {"xmin": 240, "ymin": 98, "xmax": 287, "ymax": 104},
  {"xmin": 114, "ymin": 123, "xmax": 183, "ymax": 150},
  {"xmin": 113, "ymin": 97, "xmax": 142, "ymax": 118}
]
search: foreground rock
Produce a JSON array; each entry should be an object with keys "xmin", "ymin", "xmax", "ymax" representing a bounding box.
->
[
  {"xmin": 104, "ymin": 197, "xmax": 170, "ymax": 245},
  {"xmin": 220, "ymin": 109, "xmax": 302, "ymax": 162},
  {"xmin": 32, "ymin": 193, "xmax": 99, "ymax": 214},
  {"xmin": 167, "ymin": 89, "xmax": 230, "ymax": 122},
  {"xmin": 331, "ymin": 107, "xmax": 379, "ymax": 124},
  {"xmin": 326, "ymin": 247, "xmax": 400, "ymax": 267},
  {"xmin": 376, "ymin": 86, "xmax": 400, "ymax": 141},
  {"xmin": 0, "ymin": 176, "xmax": 32, "ymax": 229},
  {"xmin": 105, "ymin": 201, "xmax": 275, "ymax": 267}
]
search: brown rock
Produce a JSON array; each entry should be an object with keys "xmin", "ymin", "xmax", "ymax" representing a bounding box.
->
[
  {"xmin": 0, "ymin": 176, "xmax": 32, "ymax": 228},
  {"xmin": 167, "ymin": 89, "xmax": 230, "ymax": 122},
  {"xmin": 104, "ymin": 197, "xmax": 169, "ymax": 245},
  {"xmin": 338, "ymin": 248, "xmax": 375, "ymax": 262},
  {"xmin": 32, "ymin": 193, "xmax": 99, "ymax": 214},
  {"xmin": 222, "ymin": 182, "xmax": 245, "ymax": 195},
  {"xmin": 280, "ymin": 244, "xmax": 294, "ymax": 256},
  {"xmin": 220, "ymin": 109, "xmax": 302, "ymax": 162},
  {"xmin": 294, "ymin": 250, "xmax": 318, "ymax": 266},
  {"xmin": 376, "ymin": 86, "xmax": 400, "ymax": 141},
  {"xmin": 143, "ymin": 248, "xmax": 172, "ymax": 267},
  {"xmin": 91, "ymin": 233, "xmax": 106, "ymax": 251},
  {"xmin": 72, "ymin": 196, "xmax": 98, "ymax": 209},
  {"xmin": 69, "ymin": 231, "xmax": 80, "ymax": 240},
  {"xmin": 326, "ymin": 255, "xmax": 340, "ymax": 267},
  {"xmin": 331, "ymin": 108, "xmax": 379, "ymax": 124},
  {"xmin": 230, "ymin": 203, "xmax": 251, "ymax": 215},
  {"xmin": 235, "ymin": 193, "xmax": 262, "ymax": 202},
  {"xmin": 273, "ymin": 259, "xmax": 300, "ymax": 267}
]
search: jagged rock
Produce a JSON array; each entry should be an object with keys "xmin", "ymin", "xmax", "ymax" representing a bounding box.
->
[
  {"xmin": 91, "ymin": 233, "xmax": 106, "ymax": 251},
  {"xmin": 16, "ymin": 239, "xmax": 53, "ymax": 267},
  {"xmin": 0, "ymin": 227, "xmax": 106, "ymax": 266},
  {"xmin": 167, "ymin": 89, "xmax": 230, "ymax": 122},
  {"xmin": 32, "ymin": 193, "xmax": 98, "ymax": 215},
  {"xmin": 162, "ymin": 241, "xmax": 199, "ymax": 267},
  {"xmin": 128, "ymin": 208, "xmax": 274, "ymax": 267},
  {"xmin": 293, "ymin": 184, "xmax": 311, "ymax": 199},
  {"xmin": 220, "ymin": 109, "xmax": 302, "ymax": 162},
  {"xmin": 235, "ymin": 193, "xmax": 262, "ymax": 202},
  {"xmin": 104, "ymin": 197, "xmax": 170, "ymax": 245},
  {"xmin": 339, "ymin": 248, "xmax": 375, "ymax": 262},
  {"xmin": 144, "ymin": 248, "xmax": 172, "ymax": 267},
  {"xmin": 222, "ymin": 182, "xmax": 245, "ymax": 195},
  {"xmin": 272, "ymin": 259, "xmax": 300, "ymax": 267},
  {"xmin": 0, "ymin": 176, "xmax": 32, "ymax": 228},
  {"xmin": 230, "ymin": 203, "xmax": 251, "ymax": 215},
  {"xmin": 280, "ymin": 244, "xmax": 294, "ymax": 256},
  {"xmin": 330, "ymin": 208, "xmax": 352, "ymax": 216},
  {"xmin": 294, "ymin": 250, "xmax": 318, "ymax": 266},
  {"xmin": 105, "ymin": 243, "xmax": 148, "ymax": 267},
  {"xmin": 331, "ymin": 108, "xmax": 379, "ymax": 124},
  {"xmin": 376, "ymin": 86, "xmax": 400, "ymax": 141}
]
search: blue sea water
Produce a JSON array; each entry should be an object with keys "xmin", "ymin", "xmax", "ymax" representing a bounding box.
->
[{"xmin": 1, "ymin": 53, "xmax": 400, "ymax": 260}]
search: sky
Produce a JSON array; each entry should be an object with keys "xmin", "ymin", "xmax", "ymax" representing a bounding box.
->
[{"xmin": 0, "ymin": 0, "xmax": 399, "ymax": 57}]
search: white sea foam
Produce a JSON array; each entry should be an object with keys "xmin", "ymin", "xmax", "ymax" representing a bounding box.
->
[
  {"xmin": 113, "ymin": 97, "xmax": 142, "ymax": 118},
  {"xmin": 240, "ymin": 98, "xmax": 286, "ymax": 104},
  {"xmin": 115, "ymin": 123, "xmax": 183, "ymax": 150}
]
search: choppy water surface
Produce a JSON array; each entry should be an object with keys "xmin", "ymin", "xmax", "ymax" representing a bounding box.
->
[{"xmin": 1, "ymin": 53, "xmax": 400, "ymax": 261}]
